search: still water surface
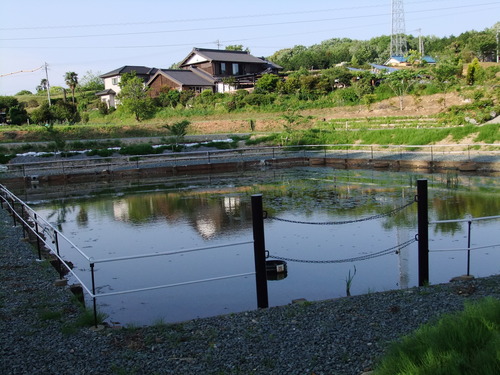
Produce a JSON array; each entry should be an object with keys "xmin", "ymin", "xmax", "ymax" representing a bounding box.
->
[{"xmin": 29, "ymin": 167, "xmax": 500, "ymax": 325}]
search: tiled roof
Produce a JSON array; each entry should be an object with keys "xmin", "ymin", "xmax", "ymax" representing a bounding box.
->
[
  {"xmin": 180, "ymin": 48, "xmax": 266, "ymax": 66},
  {"xmin": 150, "ymin": 70, "xmax": 214, "ymax": 86},
  {"xmin": 369, "ymin": 64, "xmax": 399, "ymax": 73},
  {"xmin": 100, "ymin": 66, "xmax": 158, "ymax": 78},
  {"xmin": 95, "ymin": 89, "xmax": 116, "ymax": 96},
  {"xmin": 422, "ymin": 56, "xmax": 436, "ymax": 63},
  {"xmin": 389, "ymin": 55, "xmax": 407, "ymax": 62}
]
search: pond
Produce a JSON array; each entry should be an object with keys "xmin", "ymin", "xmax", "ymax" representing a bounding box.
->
[{"xmin": 28, "ymin": 166, "xmax": 500, "ymax": 326}]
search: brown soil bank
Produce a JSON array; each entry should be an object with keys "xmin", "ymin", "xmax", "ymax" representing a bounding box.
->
[{"xmin": 187, "ymin": 93, "xmax": 466, "ymax": 134}]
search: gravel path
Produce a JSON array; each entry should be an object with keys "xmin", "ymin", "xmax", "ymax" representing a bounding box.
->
[{"xmin": 1, "ymin": 207, "xmax": 499, "ymax": 375}]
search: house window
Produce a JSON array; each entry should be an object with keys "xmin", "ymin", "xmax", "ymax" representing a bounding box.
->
[
  {"xmin": 112, "ymin": 77, "xmax": 119, "ymax": 85},
  {"xmin": 220, "ymin": 63, "xmax": 227, "ymax": 75},
  {"xmin": 232, "ymin": 63, "xmax": 240, "ymax": 75}
]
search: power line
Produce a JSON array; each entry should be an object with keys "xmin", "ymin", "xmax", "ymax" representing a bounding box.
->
[
  {"xmin": 0, "ymin": 0, "xmax": 444, "ymax": 32},
  {"xmin": 0, "ymin": 65, "xmax": 43, "ymax": 78},
  {"xmin": 0, "ymin": 2, "xmax": 498, "ymax": 42},
  {"xmin": 1, "ymin": 4, "xmax": 495, "ymax": 52}
]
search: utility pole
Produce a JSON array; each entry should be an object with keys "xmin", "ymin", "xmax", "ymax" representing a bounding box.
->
[
  {"xmin": 416, "ymin": 28, "xmax": 424, "ymax": 57},
  {"xmin": 44, "ymin": 62, "xmax": 51, "ymax": 107}
]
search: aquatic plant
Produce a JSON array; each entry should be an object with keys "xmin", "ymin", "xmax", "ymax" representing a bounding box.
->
[{"xmin": 345, "ymin": 265, "xmax": 357, "ymax": 296}]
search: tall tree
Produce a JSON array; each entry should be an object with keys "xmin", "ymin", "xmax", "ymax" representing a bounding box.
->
[
  {"xmin": 432, "ymin": 58, "xmax": 462, "ymax": 106},
  {"xmin": 78, "ymin": 70, "xmax": 104, "ymax": 92},
  {"xmin": 466, "ymin": 58, "xmax": 482, "ymax": 85},
  {"xmin": 225, "ymin": 45, "xmax": 250, "ymax": 52},
  {"xmin": 117, "ymin": 72, "xmax": 154, "ymax": 121},
  {"xmin": 384, "ymin": 69, "xmax": 420, "ymax": 110},
  {"xmin": 64, "ymin": 72, "xmax": 78, "ymax": 104},
  {"xmin": 36, "ymin": 78, "xmax": 48, "ymax": 93}
]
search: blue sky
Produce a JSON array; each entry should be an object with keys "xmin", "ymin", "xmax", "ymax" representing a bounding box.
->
[{"xmin": 0, "ymin": 0, "xmax": 498, "ymax": 95}]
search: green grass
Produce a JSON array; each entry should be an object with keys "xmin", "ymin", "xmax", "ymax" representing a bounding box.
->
[
  {"xmin": 74, "ymin": 308, "xmax": 108, "ymax": 327},
  {"xmin": 246, "ymin": 122, "xmax": 499, "ymax": 148},
  {"xmin": 373, "ymin": 297, "xmax": 500, "ymax": 375},
  {"xmin": 39, "ymin": 308, "xmax": 63, "ymax": 321}
]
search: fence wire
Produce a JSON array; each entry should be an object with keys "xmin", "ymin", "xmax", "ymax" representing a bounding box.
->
[
  {"xmin": 267, "ymin": 200, "xmax": 415, "ymax": 225},
  {"xmin": 269, "ymin": 238, "xmax": 416, "ymax": 264}
]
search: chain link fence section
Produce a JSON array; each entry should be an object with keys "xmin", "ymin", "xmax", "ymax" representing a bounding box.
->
[
  {"xmin": 268, "ymin": 238, "xmax": 417, "ymax": 264},
  {"xmin": 266, "ymin": 200, "xmax": 415, "ymax": 225}
]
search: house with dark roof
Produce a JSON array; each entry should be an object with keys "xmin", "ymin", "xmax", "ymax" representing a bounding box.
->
[
  {"xmin": 96, "ymin": 48, "xmax": 282, "ymax": 107},
  {"xmin": 177, "ymin": 47, "xmax": 282, "ymax": 92},
  {"xmin": 147, "ymin": 68, "xmax": 215, "ymax": 97},
  {"xmin": 96, "ymin": 66, "xmax": 158, "ymax": 108}
]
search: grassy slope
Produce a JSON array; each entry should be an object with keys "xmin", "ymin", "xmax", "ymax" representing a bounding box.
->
[{"xmin": 1, "ymin": 91, "xmax": 498, "ymax": 150}]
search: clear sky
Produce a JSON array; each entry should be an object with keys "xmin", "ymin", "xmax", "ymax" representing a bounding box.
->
[{"xmin": 0, "ymin": 0, "xmax": 498, "ymax": 95}]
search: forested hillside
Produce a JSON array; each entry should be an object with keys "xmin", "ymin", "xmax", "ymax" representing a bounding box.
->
[{"xmin": 269, "ymin": 24, "xmax": 499, "ymax": 70}]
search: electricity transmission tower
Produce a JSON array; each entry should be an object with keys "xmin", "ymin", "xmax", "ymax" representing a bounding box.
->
[{"xmin": 390, "ymin": 0, "xmax": 407, "ymax": 58}]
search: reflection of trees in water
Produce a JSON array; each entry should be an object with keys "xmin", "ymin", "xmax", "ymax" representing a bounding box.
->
[
  {"xmin": 114, "ymin": 192, "xmax": 253, "ymax": 239},
  {"xmin": 110, "ymin": 179, "xmax": 500, "ymax": 238},
  {"xmin": 76, "ymin": 207, "xmax": 88, "ymax": 227},
  {"xmin": 45, "ymin": 200, "xmax": 76, "ymax": 231},
  {"xmin": 431, "ymin": 192, "xmax": 500, "ymax": 234},
  {"xmin": 39, "ymin": 168, "xmax": 499, "ymax": 239}
]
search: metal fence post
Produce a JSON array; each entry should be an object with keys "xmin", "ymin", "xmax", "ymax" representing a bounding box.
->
[
  {"xmin": 417, "ymin": 179, "xmax": 429, "ymax": 286},
  {"xmin": 34, "ymin": 213, "xmax": 42, "ymax": 260},
  {"xmin": 21, "ymin": 205, "xmax": 26, "ymax": 238},
  {"xmin": 90, "ymin": 263, "xmax": 98, "ymax": 328},
  {"xmin": 467, "ymin": 220, "xmax": 472, "ymax": 276},
  {"xmin": 54, "ymin": 230, "xmax": 64, "ymax": 279},
  {"xmin": 251, "ymin": 194, "xmax": 269, "ymax": 309},
  {"xmin": 11, "ymin": 198, "xmax": 16, "ymax": 226}
]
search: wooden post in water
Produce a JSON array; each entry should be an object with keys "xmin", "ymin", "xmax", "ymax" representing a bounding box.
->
[
  {"xmin": 417, "ymin": 179, "xmax": 429, "ymax": 286},
  {"xmin": 251, "ymin": 194, "xmax": 269, "ymax": 309}
]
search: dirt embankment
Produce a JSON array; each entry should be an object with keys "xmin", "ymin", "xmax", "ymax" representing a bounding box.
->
[
  {"xmin": 188, "ymin": 93, "xmax": 466, "ymax": 134},
  {"xmin": 0, "ymin": 93, "xmax": 467, "ymax": 144}
]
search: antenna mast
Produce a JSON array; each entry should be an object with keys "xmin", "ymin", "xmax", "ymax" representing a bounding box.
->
[{"xmin": 390, "ymin": 0, "xmax": 407, "ymax": 58}]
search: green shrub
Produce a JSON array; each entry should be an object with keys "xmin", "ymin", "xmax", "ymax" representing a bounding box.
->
[
  {"xmin": 119, "ymin": 143, "xmax": 158, "ymax": 155},
  {"xmin": 0, "ymin": 154, "xmax": 16, "ymax": 164},
  {"xmin": 374, "ymin": 298, "xmax": 500, "ymax": 375},
  {"xmin": 86, "ymin": 148, "xmax": 115, "ymax": 157},
  {"xmin": 333, "ymin": 87, "xmax": 360, "ymax": 105}
]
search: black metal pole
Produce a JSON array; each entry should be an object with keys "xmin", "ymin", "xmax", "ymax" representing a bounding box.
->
[
  {"xmin": 34, "ymin": 213, "xmax": 42, "ymax": 260},
  {"xmin": 467, "ymin": 220, "xmax": 472, "ymax": 276},
  {"xmin": 21, "ymin": 205, "xmax": 26, "ymax": 238},
  {"xmin": 54, "ymin": 231, "xmax": 63, "ymax": 279},
  {"xmin": 251, "ymin": 194, "xmax": 269, "ymax": 309},
  {"xmin": 11, "ymin": 199, "xmax": 16, "ymax": 227},
  {"xmin": 90, "ymin": 263, "xmax": 98, "ymax": 328},
  {"xmin": 417, "ymin": 179, "xmax": 429, "ymax": 286}
]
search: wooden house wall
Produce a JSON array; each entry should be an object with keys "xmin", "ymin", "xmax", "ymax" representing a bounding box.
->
[
  {"xmin": 185, "ymin": 61, "xmax": 214, "ymax": 75},
  {"xmin": 184, "ymin": 61, "xmax": 266, "ymax": 77},
  {"xmin": 148, "ymin": 75, "xmax": 181, "ymax": 97}
]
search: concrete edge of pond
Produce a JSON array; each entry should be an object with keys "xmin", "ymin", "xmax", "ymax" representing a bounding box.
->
[{"xmin": 2, "ymin": 154, "xmax": 499, "ymax": 191}]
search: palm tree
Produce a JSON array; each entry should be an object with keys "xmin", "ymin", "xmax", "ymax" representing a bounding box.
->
[
  {"xmin": 64, "ymin": 72, "xmax": 78, "ymax": 104},
  {"xmin": 37, "ymin": 78, "xmax": 48, "ymax": 92}
]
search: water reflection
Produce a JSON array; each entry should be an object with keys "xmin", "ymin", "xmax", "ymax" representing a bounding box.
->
[{"xmin": 28, "ymin": 167, "xmax": 500, "ymax": 325}]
